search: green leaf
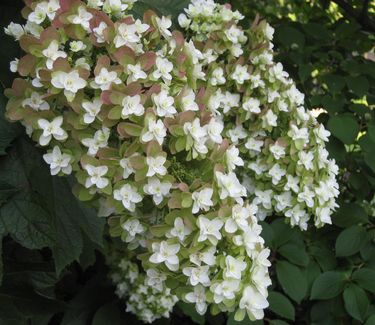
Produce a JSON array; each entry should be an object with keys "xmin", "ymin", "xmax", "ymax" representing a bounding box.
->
[
  {"xmin": 133, "ymin": 0, "xmax": 190, "ymax": 18},
  {"xmin": 352, "ymin": 268, "xmax": 375, "ymax": 294},
  {"xmin": 92, "ymin": 303, "xmax": 121, "ymax": 325},
  {"xmin": 276, "ymin": 261, "xmax": 307, "ymax": 303},
  {"xmin": 346, "ymin": 76, "xmax": 369, "ymax": 97},
  {"xmin": 333, "ymin": 203, "xmax": 368, "ymax": 228},
  {"xmin": 310, "ymin": 271, "xmax": 346, "ymax": 300},
  {"xmin": 278, "ymin": 243, "xmax": 309, "ymax": 266},
  {"xmin": 276, "ymin": 26, "xmax": 305, "ymax": 49},
  {"xmin": 327, "ymin": 115, "xmax": 359, "ymax": 144},
  {"xmin": 268, "ymin": 291, "xmax": 295, "ymax": 321},
  {"xmin": 365, "ymin": 315, "xmax": 375, "ymax": 325},
  {"xmin": 0, "ymin": 196, "xmax": 55, "ymax": 250},
  {"xmin": 335, "ymin": 225, "xmax": 366, "ymax": 257},
  {"xmin": 322, "ymin": 74, "xmax": 346, "ymax": 94},
  {"xmin": 177, "ymin": 302, "xmax": 205, "ymax": 325},
  {"xmin": 309, "ymin": 244, "xmax": 337, "ymax": 271},
  {"xmin": 343, "ymin": 284, "xmax": 369, "ymax": 322},
  {"xmin": 269, "ymin": 321, "xmax": 289, "ymax": 325}
]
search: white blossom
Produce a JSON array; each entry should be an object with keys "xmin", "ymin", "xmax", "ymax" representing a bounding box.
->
[
  {"xmin": 43, "ymin": 146, "xmax": 72, "ymax": 175},
  {"xmin": 113, "ymin": 184, "xmax": 142, "ymax": 212}
]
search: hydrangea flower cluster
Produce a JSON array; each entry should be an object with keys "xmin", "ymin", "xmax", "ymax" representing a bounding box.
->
[
  {"xmin": 179, "ymin": 0, "xmax": 340, "ymax": 230},
  {"xmin": 4, "ymin": 0, "xmax": 338, "ymax": 322},
  {"xmin": 109, "ymin": 253, "xmax": 178, "ymax": 323}
]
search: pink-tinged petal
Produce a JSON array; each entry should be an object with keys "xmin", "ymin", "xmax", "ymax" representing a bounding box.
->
[
  {"xmin": 112, "ymin": 46, "xmax": 135, "ymax": 66},
  {"xmin": 60, "ymin": 0, "xmax": 80, "ymax": 12},
  {"xmin": 172, "ymin": 30, "xmax": 185, "ymax": 49},
  {"xmin": 139, "ymin": 52, "xmax": 156, "ymax": 71},
  {"xmin": 17, "ymin": 54, "xmax": 37, "ymax": 77},
  {"xmin": 40, "ymin": 27, "xmax": 60, "ymax": 44},
  {"xmin": 52, "ymin": 58, "xmax": 70, "ymax": 72},
  {"xmin": 19, "ymin": 34, "xmax": 39, "ymax": 53}
]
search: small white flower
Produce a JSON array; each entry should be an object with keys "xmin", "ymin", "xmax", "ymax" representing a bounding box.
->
[
  {"xmin": 142, "ymin": 119, "xmax": 167, "ymax": 145},
  {"xmin": 152, "ymin": 57, "xmax": 173, "ymax": 83},
  {"xmin": 28, "ymin": 3, "xmax": 47, "ymax": 24},
  {"xmin": 87, "ymin": 0, "xmax": 104, "ymax": 8},
  {"xmin": 152, "ymin": 90, "xmax": 177, "ymax": 117},
  {"xmin": 184, "ymin": 118, "xmax": 207, "ymax": 142},
  {"xmin": 75, "ymin": 57, "xmax": 90, "ymax": 70},
  {"xmin": 81, "ymin": 127, "xmax": 110, "ymax": 156},
  {"xmin": 24, "ymin": 21, "xmax": 43, "ymax": 37},
  {"xmin": 4, "ymin": 22, "xmax": 24, "ymax": 40},
  {"xmin": 225, "ymin": 255, "xmax": 247, "ymax": 280},
  {"xmin": 211, "ymin": 279, "xmax": 240, "ymax": 303},
  {"xmin": 146, "ymin": 156, "xmax": 167, "ymax": 177},
  {"xmin": 239, "ymin": 286, "xmax": 269, "ymax": 321},
  {"xmin": 215, "ymin": 171, "xmax": 246, "ymax": 204},
  {"xmin": 298, "ymin": 186, "xmax": 315, "ymax": 208},
  {"xmin": 90, "ymin": 67, "xmax": 122, "ymax": 91},
  {"xmin": 82, "ymin": 98, "xmax": 102, "ymax": 124},
  {"xmin": 121, "ymin": 95, "xmax": 145, "ymax": 118},
  {"xmin": 114, "ymin": 23, "xmax": 139, "ymax": 48},
  {"xmin": 68, "ymin": 6, "xmax": 93, "ymax": 32},
  {"xmin": 243, "ymin": 98, "xmax": 261, "ymax": 114},
  {"xmin": 146, "ymin": 268, "xmax": 166, "ymax": 288},
  {"xmin": 205, "ymin": 118, "xmax": 223, "ymax": 144},
  {"xmin": 134, "ymin": 19, "xmax": 150, "ymax": 34},
  {"xmin": 45, "ymin": 0, "xmax": 60, "ymax": 20},
  {"xmin": 51, "ymin": 70, "xmax": 87, "ymax": 101},
  {"xmin": 231, "ymin": 65, "xmax": 250, "ymax": 84},
  {"xmin": 298, "ymin": 151, "xmax": 314, "ymax": 170},
  {"xmin": 122, "ymin": 219, "xmax": 145, "ymax": 242},
  {"xmin": 284, "ymin": 175, "xmax": 300, "ymax": 193},
  {"xmin": 269, "ymin": 142, "xmax": 286, "ymax": 160},
  {"xmin": 192, "ymin": 188, "xmax": 213, "ymax": 214},
  {"xmin": 190, "ymin": 247, "xmax": 216, "ymax": 266},
  {"xmin": 93, "ymin": 22, "xmax": 108, "ymax": 43},
  {"xmin": 209, "ymin": 67, "xmax": 226, "ymax": 86},
  {"xmin": 169, "ymin": 217, "xmax": 192, "ymax": 242},
  {"xmin": 227, "ymin": 125, "xmax": 247, "ymax": 144},
  {"xmin": 268, "ymin": 163, "xmax": 286, "ymax": 185},
  {"xmin": 155, "ymin": 16, "xmax": 172, "ymax": 38},
  {"xmin": 185, "ymin": 285, "xmax": 207, "ymax": 315},
  {"xmin": 225, "ymin": 204, "xmax": 256, "ymax": 233},
  {"xmin": 9, "ymin": 59, "xmax": 19, "ymax": 73},
  {"xmin": 113, "ymin": 184, "xmax": 142, "ymax": 211},
  {"xmin": 314, "ymin": 124, "xmax": 330, "ymax": 142},
  {"xmin": 37, "ymin": 116, "xmax": 68, "ymax": 146},
  {"xmin": 70, "ymin": 40, "xmax": 87, "ymax": 52},
  {"xmin": 127, "ymin": 63, "xmax": 147, "ymax": 83},
  {"xmin": 103, "ymin": 0, "xmax": 128, "ymax": 14},
  {"xmin": 226, "ymin": 146, "xmax": 244, "ymax": 171},
  {"xmin": 149, "ymin": 241, "xmax": 180, "ymax": 271},
  {"xmin": 119, "ymin": 157, "xmax": 135, "ymax": 179},
  {"xmin": 84, "ymin": 164, "xmax": 109, "ymax": 189},
  {"xmin": 144, "ymin": 177, "xmax": 172, "ymax": 205},
  {"xmin": 42, "ymin": 40, "xmax": 67, "ymax": 70},
  {"xmin": 43, "ymin": 146, "xmax": 72, "ymax": 175},
  {"xmin": 181, "ymin": 89, "xmax": 199, "ymax": 111},
  {"xmin": 254, "ymin": 189, "xmax": 273, "ymax": 210},
  {"xmin": 262, "ymin": 110, "xmax": 278, "ymax": 128},
  {"xmin": 183, "ymin": 265, "xmax": 210, "ymax": 286},
  {"xmin": 22, "ymin": 92, "xmax": 50, "ymax": 111},
  {"xmin": 178, "ymin": 13, "xmax": 191, "ymax": 29},
  {"xmin": 274, "ymin": 191, "xmax": 293, "ymax": 212},
  {"xmin": 197, "ymin": 215, "xmax": 223, "ymax": 245}
]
